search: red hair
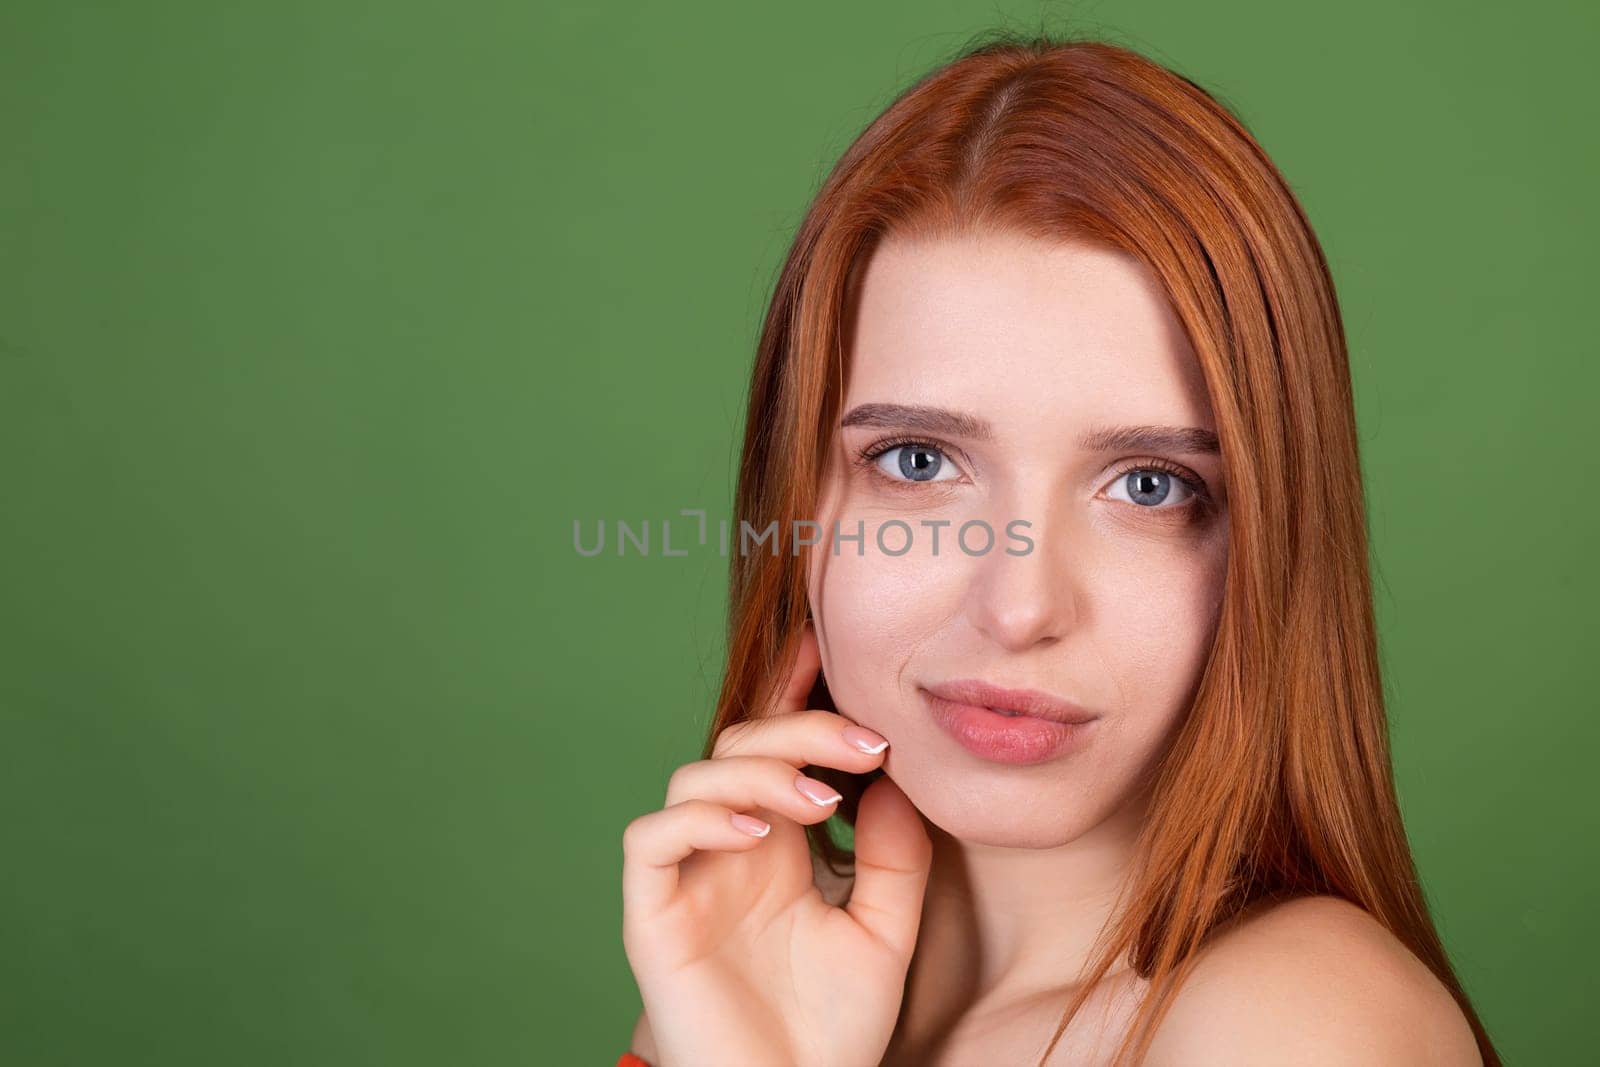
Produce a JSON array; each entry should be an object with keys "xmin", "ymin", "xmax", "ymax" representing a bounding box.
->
[{"xmin": 706, "ymin": 30, "xmax": 1500, "ymax": 1065}]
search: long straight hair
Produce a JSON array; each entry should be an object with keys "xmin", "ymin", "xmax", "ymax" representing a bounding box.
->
[{"xmin": 703, "ymin": 31, "xmax": 1500, "ymax": 1066}]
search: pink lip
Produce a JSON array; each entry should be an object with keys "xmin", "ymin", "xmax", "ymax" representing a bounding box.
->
[
  {"xmin": 921, "ymin": 679, "xmax": 1098, "ymax": 765},
  {"xmin": 923, "ymin": 678, "xmax": 1098, "ymax": 724}
]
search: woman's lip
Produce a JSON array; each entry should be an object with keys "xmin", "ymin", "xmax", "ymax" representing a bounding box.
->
[
  {"xmin": 921, "ymin": 678, "xmax": 1098, "ymax": 725},
  {"xmin": 921, "ymin": 689, "xmax": 1096, "ymax": 765}
]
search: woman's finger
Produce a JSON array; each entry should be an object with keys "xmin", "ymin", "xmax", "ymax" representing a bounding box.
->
[
  {"xmin": 843, "ymin": 774, "xmax": 933, "ymax": 957},
  {"xmin": 711, "ymin": 708, "xmax": 889, "ymax": 771},
  {"xmin": 621, "ymin": 799, "xmax": 774, "ymax": 915},
  {"xmin": 664, "ymin": 754, "xmax": 852, "ymax": 822}
]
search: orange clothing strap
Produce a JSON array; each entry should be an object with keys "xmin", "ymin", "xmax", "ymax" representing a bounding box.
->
[{"xmin": 616, "ymin": 1054, "xmax": 652, "ymax": 1067}]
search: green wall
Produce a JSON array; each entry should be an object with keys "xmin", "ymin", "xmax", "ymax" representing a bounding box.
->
[{"xmin": 2, "ymin": 1, "xmax": 1592, "ymax": 1062}]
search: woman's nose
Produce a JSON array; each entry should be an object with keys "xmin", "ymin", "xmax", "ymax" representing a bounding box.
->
[{"xmin": 961, "ymin": 517, "xmax": 1079, "ymax": 652}]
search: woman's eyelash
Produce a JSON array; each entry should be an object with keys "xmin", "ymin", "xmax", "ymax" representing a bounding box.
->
[
  {"xmin": 852, "ymin": 436, "xmax": 966, "ymax": 484},
  {"xmin": 1108, "ymin": 457, "xmax": 1213, "ymax": 505},
  {"xmin": 853, "ymin": 439, "xmax": 1212, "ymax": 507},
  {"xmin": 857, "ymin": 436, "xmax": 948, "ymax": 464}
]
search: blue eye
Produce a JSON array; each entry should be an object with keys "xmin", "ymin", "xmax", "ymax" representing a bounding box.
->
[
  {"xmin": 871, "ymin": 442, "xmax": 961, "ymax": 483},
  {"xmin": 1104, "ymin": 466, "xmax": 1200, "ymax": 508}
]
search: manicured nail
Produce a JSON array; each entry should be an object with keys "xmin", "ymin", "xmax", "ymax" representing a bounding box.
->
[
  {"xmin": 842, "ymin": 725, "xmax": 889, "ymax": 754},
  {"xmin": 795, "ymin": 775, "xmax": 844, "ymax": 807},
  {"xmin": 730, "ymin": 813, "xmax": 771, "ymax": 837}
]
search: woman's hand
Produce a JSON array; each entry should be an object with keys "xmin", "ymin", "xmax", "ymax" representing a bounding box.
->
[{"xmin": 620, "ymin": 623, "xmax": 933, "ymax": 1067}]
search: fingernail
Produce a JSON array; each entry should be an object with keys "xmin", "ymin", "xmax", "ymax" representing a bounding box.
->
[
  {"xmin": 842, "ymin": 725, "xmax": 889, "ymax": 754},
  {"xmin": 795, "ymin": 775, "xmax": 844, "ymax": 807},
  {"xmin": 730, "ymin": 813, "xmax": 771, "ymax": 837}
]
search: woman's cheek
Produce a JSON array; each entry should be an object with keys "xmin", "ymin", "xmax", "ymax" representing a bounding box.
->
[
  {"xmin": 811, "ymin": 531, "xmax": 961, "ymax": 720},
  {"xmin": 1098, "ymin": 540, "xmax": 1226, "ymax": 739}
]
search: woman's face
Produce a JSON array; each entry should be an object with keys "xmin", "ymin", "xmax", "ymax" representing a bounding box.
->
[{"xmin": 806, "ymin": 229, "xmax": 1229, "ymax": 848}]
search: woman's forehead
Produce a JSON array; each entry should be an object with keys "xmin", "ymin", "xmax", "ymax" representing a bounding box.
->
[{"xmin": 841, "ymin": 232, "xmax": 1213, "ymax": 432}]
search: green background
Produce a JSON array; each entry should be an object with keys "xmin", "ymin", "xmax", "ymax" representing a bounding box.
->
[{"xmin": 2, "ymin": 1, "xmax": 1592, "ymax": 1063}]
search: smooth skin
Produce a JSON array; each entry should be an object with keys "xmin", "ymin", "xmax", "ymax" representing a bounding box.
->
[
  {"xmin": 805, "ymin": 231, "xmax": 1229, "ymax": 1063},
  {"xmin": 619, "ymin": 625, "xmax": 933, "ymax": 1067},
  {"xmin": 623, "ymin": 230, "xmax": 1481, "ymax": 1065}
]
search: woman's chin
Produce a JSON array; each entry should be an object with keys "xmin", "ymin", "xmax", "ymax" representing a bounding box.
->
[{"xmin": 889, "ymin": 770, "xmax": 1100, "ymax": 849}]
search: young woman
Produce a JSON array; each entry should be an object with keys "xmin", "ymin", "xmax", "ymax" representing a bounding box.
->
[{"xmin": 618, "ymin": 32, "xmax": 1500, "ymax": 1066}]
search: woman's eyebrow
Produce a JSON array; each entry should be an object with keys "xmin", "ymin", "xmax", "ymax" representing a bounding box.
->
[
  {"xmin": 1079, "ymin": 424, "xmax": 1220, "ymax": 456},
  {"xmin": 840, "ymin": 402, "xmax": 992, "ymax": 439},
  {"xmin": 839, "ymin": 403, "xmax": 1220, "ymax": 456}
]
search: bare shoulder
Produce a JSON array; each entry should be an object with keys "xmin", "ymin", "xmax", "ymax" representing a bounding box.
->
[
  {"xmin": 1142, "ymin": 895, "xmax": 1482, "ymax": 1066},
  {"xmin": 629, "ymin": 1007, "xmax": 659, "ymax": 1062}
]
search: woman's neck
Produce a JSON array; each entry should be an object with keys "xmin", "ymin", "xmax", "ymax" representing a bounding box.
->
[{"xmin": 886, "ymin": 782, "xmax": 1151, "ymax": 1053}]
